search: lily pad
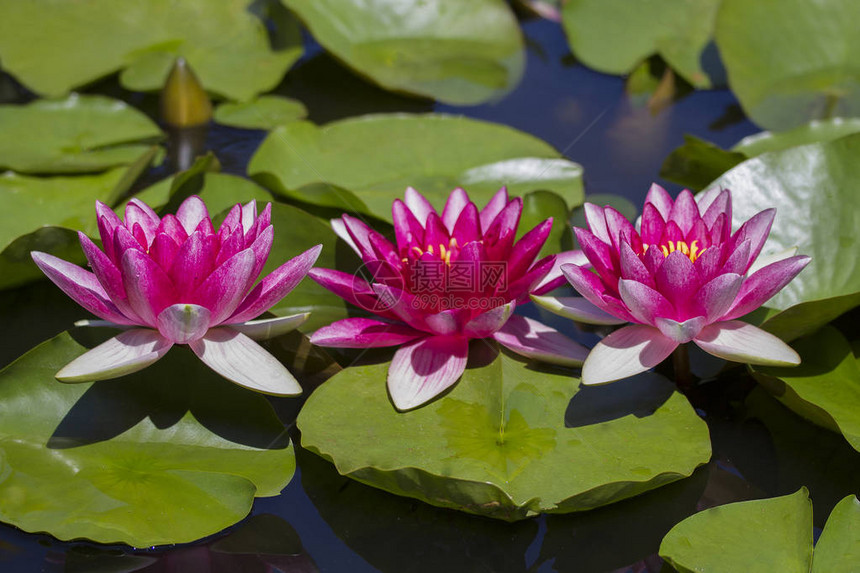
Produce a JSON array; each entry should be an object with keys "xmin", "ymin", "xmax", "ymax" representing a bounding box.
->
[
  {"xmin": 0, "ymin": 332, "xmax": 295, "ymax": 546},
  {"xmin": 214, "ymin": 95, "xmax": 308, "ymax": 130},
  {"xmin": 752, "ymin": 326, "xmax": 860, "ymax": 453},
  {"xmin": 561, "ymin": 0, "xmax": 721, "ymax": 88},
  {"xmin": 248, "ymin": 114, "xmax": 584, "ymax": 221},
  {"xmin": 715, "ymin": 0, "xmax": 860, "ymax": 130},
  {"xmin": 0, "ymin": 149, "xmax": 155, "ymax": 290},
  {"xmin": 281, "ymin": 0, "xmax": 524, "ymax": 105},
  {"xmin": 711, "ymin": 134, "xmax": 860, "ymax": 340},
  {"xmin": 0, "ymin": 95, "xmax": 162, "ymax": 174},
  {"xmin": 659, "ymin": 134, "xmax": 746, "ymax": 191},
  {"xmin": 298, "ymin": 346, "xmax": 711, "ymax": 520},
  {"xmin": 0, "ymin": 0, "xmax": 302, "ymax": 101},
  {"xmin": 732, "ymin": 118, "xmax": 860, "ymax": 157},
  {"xmin": 660, "ymin": 489, "xmax": 860, "ymax": 573}
]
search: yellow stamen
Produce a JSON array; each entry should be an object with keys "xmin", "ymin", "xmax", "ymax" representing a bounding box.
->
[
  {"xmin": 655, "ymin": 240, "xmax": 707, "ymax": 263},
  {"xmin": 449, "ymin": 237, "xmax": 459, "ymax": 249},
  {"xmin": 427, "ymin": 244, "xmax": 435, "ymax": 255},
  {"xmin": 411, "ymin": 246, "xmax": 424, "ymax": 257},
  {"xmin": 660, "ymin": 245, "xmax": 669, "ymax": 257},
  {"xmin": 439, "ymin": 244, "xmax": 448, "ymax": 264}
]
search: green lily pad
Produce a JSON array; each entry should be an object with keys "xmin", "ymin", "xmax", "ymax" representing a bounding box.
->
[
  {"xmin": 715, "ymin": 0, "xmax": 860, "ymax": 130},
  {"xmin": 214, "ymin": 95, "xmax": 308, "ymax": 130},
  {"xmin": 659, "ymin": 134, "xmax": 747, "ymax": 191},
  {"xmin": 561, "ymin": 0, "xmax": 721, "ymax": 88},
  {"xmin": 732, "ymin": 118, "xmax": 860, "ymax": 157},
  {"xmin": 660, "ymin": 489, "xmax": 860, "ymax": 573},
  {"xmin": 0, "ymin": 149, "xmax": 155, "ymax": 290},
  {"xmin": 248, "ymin": 114, "xmax": 585, "ymax": 221},
  {"xmin": 281, "ymin": 0, "xmax": 524, "ymax": 105},
  {"xmin": 0, "ymin": 0, "xmax": 302, "ymax": 101},
  {"xmin": 712, "ymin": 134, "xmax": 860, "ymax": 340},
  {"xmin": 0, "ymin": 332, "xmax": 295, "ymax": 546},
  {"xmin": 752, "ymin": 326, "xmax": 860, "ymax": 453},
  {"xmin": 298, "ymin": 346, "xmax": 711, "ymax": 520},
  {"xmin": 0, "ymin": 95, "xmax": 162, "ymax": 174}
]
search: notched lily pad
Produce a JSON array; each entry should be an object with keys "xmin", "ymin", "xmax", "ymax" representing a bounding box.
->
[
  {"xmin": 712, "ymin": 133, "xmax": 860, "ymax": 340},
  {"xmin": 214, "ymin": 95, "xmax": 308, "ymax": 130},
  {"xmin": 298, "ymin": 346, "xmax": 711, "ymax": 520},
  {"xmin": 248, "ymin": 114, "xmax": 584, "ymax": 221},
  {"xmin": 0, "ymin": 332, "xmax": 295, "ymax": 546},
  {"xmin": 281, "ymin": 0, "xmax": 525, "ymax": 105},
  {"xmin": 752, "ymin": 326, "xmax": 860, "ymax": 453},
  {"xmin": 660, "ymin": 488, "xmax": 860, "ymax": 573},
  {"xmin": 0, "ymin": 94, "xmax": 162, "ymax": 174}
]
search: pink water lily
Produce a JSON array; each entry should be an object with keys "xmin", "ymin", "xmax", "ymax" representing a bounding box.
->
[
  {"xmin": 533, "ymin": 184, "xmax": 810, "ymax": 385},
  {"xmin": 31, "ymin": 195, "xmax": 321, "ymax": 395},
  {"xmin": 309, "ymin": 187, "xmax": 588, "ymax": 410}
]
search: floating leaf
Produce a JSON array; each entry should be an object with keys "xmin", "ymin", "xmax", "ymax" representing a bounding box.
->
[
  {"xmin": 752, "ymin": 326, "xmax": 860, "ymax": 453},
  {"xmin": 715, "ymin": 0, "xmax": 860, "ymax": 130},
  {"xmin": 660, "ymin": 489, "xmax": 860, "ymax": 572},
  {"xmin": 214, "ymin": 95, "xmax": 307, "ymax": 130},
  {"xmin": 281, "ymin": 0, "xmax": 524, "ymax": 105},
  {"xmin": 711, "ymin": 134, "xmax": 860, "ymax": 340},
  {"xmin": 0, "ymin": 95, "xmax": 161, "ymax": 174},
  {"xmin": 0, "ymin": 332, "xmax": 295, "ymax": 546},
  {"xmin": 248, "ymin": 114, "xmax": 584, "ymax": 221},
  {"xmin": 0, "ymin": 0, "xmax": 302, "ymax": 101},
  {"xmin": 561, "ymin": 0, "xmax": 721, "ymax": 88},
  {"xmin": 659, "ymin": 134, "xmax": 746, "ymax": 191},
  {"xmin": 732, "ymin": 118, "xmax": 860, "ymax": 157},
  {"xmin": 298, "ymin": 346, "xmax": 710, "ymax": 520},
  {"xmin": 0, "ymin": 149, "xmax": 155, "ymax": 290}
]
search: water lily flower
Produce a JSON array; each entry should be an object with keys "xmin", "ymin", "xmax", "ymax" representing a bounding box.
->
[
  {"xmin": 533, "ymin": 184, "xmax": 810, "ymax": 385},
  {"xmin": 31, "ymin": 195, "xmax": 321, "ymax": 395},
  {"xmin": 309, "ymin": 187, "xmax": 588, "ymax": 410}
]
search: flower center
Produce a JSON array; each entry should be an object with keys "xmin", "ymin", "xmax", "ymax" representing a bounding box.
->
[
  {"xmin": 645, "ymin": 240, "xmax": 706, "ymax": 263},
  {"xmin": 407, "ymin": 237, "xmax": 460, "ymax": 266}
]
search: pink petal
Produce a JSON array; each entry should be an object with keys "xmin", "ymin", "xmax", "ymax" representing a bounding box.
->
[
  {"xmin": 311, "ymin": 317, "xmax": 424, "ymax": 348},
  {"xmin": 722, "ymin": 255, "xmax": 811, "ymax": 320},
  {"xmin": 701, "ymin": 188, "xmax": 731, "ymax": 237},
  {"xmin": 479, "ymin": 187, "xmax": 509, "ymax": 233},
  {"xmin": 95, "ymin": 200, "xmax": 122, "ymax": 261},
  {"xmin": 506, "ymin": 254, "xmax": 555, "ymax": 302},
  {"xmin": 423, "ymin": 212, "xmax": 449, "ymax": 250},
  {"xmin": 341, "ymin": 214, "xmax": 377, "ymax": 262},
  {"xmin": 56, "ymin": 329, "xmax": 172, "ymax": 382},
  {"xmin": 667, "ymin": 189, "xmax": 701, "ymax": 235},
  {"xmin": 655, "ymin": 316, "xmax": 706, "ymax": 343},
  {"xmin": 493, "ymin": 315, "xmax": 588, "ymax": 367},
  {"xmin": 190, "ymin": 249, "xmax": 256, "ymax": 324},
  {"xmin": 78, "ymin": 232, "xmax": 142, "ymax": 323},
  {"xmin": 176, "ymin": 195, "xmax": 210, "ymax": 235},
  {"xmin": 441, "ymin": 187, "xmax": 470, "ymax": 233},
  {"xmin": 618, "ymin": 279, "xmax": 675, "ymax": 324},
  {"xmin": 189, "ymin": 328, "xmax": 302, "ymax": 395},
  {"xmin": 215, "ymin": 224, "xmax": 245, "ymax": 267},
  {"xmin": 229, "ymin": 244, "xmax": 323, "ymax": 323},
  {"xmin": 640, "ymin": 203, "xmax": 666, "ymax": 246},
  {"xmin": 307, "ymin": 267, "xmax": 397, "ymax": 319},
  {"xmin": 694, "ymin": 243, "xmax": 725, "ymax": 283},
  {"xmin": 530, "ymin": 294, "xmax": 627, "ymax": 325},
  {"xmin": 573, "ymin": 227, "xmax": 618, "ymax": 292},
  {"xmin": 169, "ymin": 230, "xmax": 218, "ymax": 298},
  {"xmin": 728, "ymin": 209, "xmax": 775, "ymax": 268},
  {"xmin": 112, "ymin": 224, "xmax": 145, "ymax": 266},
  {"xmin": 120, "ymin": 248, "xmax": 178, "ymax": 326},
  {"xmin": 149, "ymin": 233, "xmax": 181, "ymax": 272},
  {"xmin": 392, "ymin": 199, "xmax": 425, "ymax": 255},
  {"xmin": 330, "ymin": 217, "xmax": 360, "ymax": 256},
  {"xmin": 404, "ymin": 186, "xmax": 436, "ymax": 225},
  {"xmin": 693, "ymin": 273, "xmax": 744, "ymax": 322},
  {"xmin": 371, "ymin": 283, "xmax": 432, "ymax": 331},
  {"xmin": 483, "ymin": 198, "xmax": 522, "ymax": 260},
  {"xmin": 247, "ymin": 224, "xmax": 274, "ymax": 287},
  {"xmin": 229, "ymin": 313, "xmax": 310, "ymax": 340},
  {"xmin": 156, "ymin": 214, "xmax": 188, "ymax": 244},
  {"xmin": 424, "ymin": 309, "xmax": 462, "ymax": 336},
  {"xmin": 31, "ymin": 251, "xmax": 135, "ymax": 325},
  {"xmin": 561, "ymin": 263, "xmax": 637, "ymax": 322},
  {"xmin": 240, "ymin": 201, "xmax": 258, "ymax": 234},
  {"xmin": 644, "ymin": 183, "xmax": 673, "ymax": 219},
  {"xmin": 156, "ymin": 303, "xmax": 212, "ymax": 344},
  {"xmin": 721, "ymin": 240, "xmax": 751, "ymax": 276},
  {"xmin": 619, "ymin": 241, "xmax": 656, "ymax": 288},
  {"xmin": 531, "ymin": 249, "xmax": 589, "ymax": 295},
  {"xmin": 583, "ymin": 203, "xmax": 610, "ymax": 243},
  {"xmin": 462, "ymin": 302, "xmax": 515, "ymax": 337},
  {"xmin": 655, "ymin": 250, "xmax": 701, "ymax": 316},
  {"xmin": 451, "ymin": 202, "xmax": 481, "ymax": 246},
  {"xmin": 507, "ymin": 218, "xmax": 552, "ymax": 279},
  {"xmin": 604, "ymin": 206, "xmax": 637, "ymax": 251},
  {"xmin": 581, "ymin": 324, "xmax": 678, "ymax": 385},
  {"xmin": 387, "ymin": 335, "xmax": 468, "ymax": 411},
  {"xmin": 125, "ymin": 200, "xmax": 160, "ymax": 245},
  {"xmin": 693, "ymin": 321, "xmax": 800, "ymax": 366},
  {"xmin": 218, "ymin": 204, "xmax": 242, "ymax": 240}
]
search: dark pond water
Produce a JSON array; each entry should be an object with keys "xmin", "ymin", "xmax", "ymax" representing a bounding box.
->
[{"xmin": 2, "ymin": 17, "xmax": 857, "ymax": 573}]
